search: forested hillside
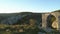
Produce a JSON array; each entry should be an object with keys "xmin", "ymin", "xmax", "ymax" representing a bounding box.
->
[{"xmin": 0, "ymin": 12, "xmax": 42, "ymax": 25}]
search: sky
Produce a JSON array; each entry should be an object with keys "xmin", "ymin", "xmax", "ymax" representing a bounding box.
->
[{"xmin": 0, "ymin": 0, "xmax": 60, "ymax": 13}]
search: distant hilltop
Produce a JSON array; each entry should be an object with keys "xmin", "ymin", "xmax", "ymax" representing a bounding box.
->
[{"xmin": 0, "ymin": 10, "xmax": 60, "ymax": 14}]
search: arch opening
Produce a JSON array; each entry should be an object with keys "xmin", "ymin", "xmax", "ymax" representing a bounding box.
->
[{"xmin": 47, "ymin": 14, "xmax": 56, "ymax": 29}]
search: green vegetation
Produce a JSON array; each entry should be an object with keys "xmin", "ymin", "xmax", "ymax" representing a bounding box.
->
[
  {"xmin": 0, "ymin": 25, "xmax": 40, "ymax": 34},
  {"xmin": 0, "ymin": 24, "xmax": 60, "ymax": 34}
]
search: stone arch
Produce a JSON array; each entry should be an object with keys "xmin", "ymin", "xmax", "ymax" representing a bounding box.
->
[
  {"xmin": 48, "ymin": 13, "xmax": 58, "ymax": 29},
  {"xmin": 46, "ymin": 14, "xmax": 56, "ymax": 29},
  {"xmin": 42, "ymin": 12, "xmax": 59, "ymax": 30}
]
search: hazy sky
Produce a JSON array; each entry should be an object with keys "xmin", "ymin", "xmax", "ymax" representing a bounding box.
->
[{"xmin": 0, "ymin": 0, "xmax": 60, "ymax": 13}]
